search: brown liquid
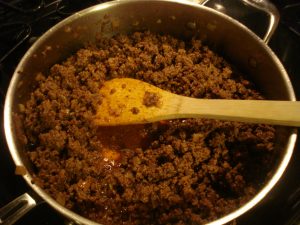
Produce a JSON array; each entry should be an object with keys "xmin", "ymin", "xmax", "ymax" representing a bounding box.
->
[
  {"xmin": 96, "ymin": 122, "xmax": 170, "ymax": 169},
  {"xmin": 97, "ymin": 124, "xmax": 151, "ymax": 150}
]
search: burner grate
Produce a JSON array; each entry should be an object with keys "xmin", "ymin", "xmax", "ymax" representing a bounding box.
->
[
  {"xmin": 0, "ymin": 0, "xmax": 109, "ymax": 64},
  {"xmin": 282, "ymin": 3, "xmax": 300, "ymax": 37},
  {"xmin": 0, "ymin": 0, "xmax": 44, "ymax": 14},
  {"xmin": 0, "ymin": 0, "xmax": 47, "ymax": 64},
  {"xmin": 0, "ymin": 22, "xmax": 31, "ymax": 63}
]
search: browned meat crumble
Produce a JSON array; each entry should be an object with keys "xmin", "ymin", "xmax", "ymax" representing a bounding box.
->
[
  {"xmin": 143, "ymin": 91, "xmax": 161, "ymax": 107},
  {"xmin": 20, "ymin": 31, "xmax": 276, "ymax": 225}
]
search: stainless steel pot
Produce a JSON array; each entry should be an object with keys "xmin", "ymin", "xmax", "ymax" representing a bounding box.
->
[{"xmin": 2, "ymin": 0, "xmax": 297, "ymax": 224}]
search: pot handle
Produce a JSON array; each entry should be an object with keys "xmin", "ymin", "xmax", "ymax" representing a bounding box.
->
[
  {"xmin": 0, "ymin": 193, "xmax": 37, "ymax": 225},
  {"xmin": 199, "ymin": 0, "xmax": 280, "ymax": 43}
]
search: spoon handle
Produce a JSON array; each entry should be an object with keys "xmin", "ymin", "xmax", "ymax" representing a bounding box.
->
[{"xmin": 176, "ymin": 98, "xmax": 300, "ymax": 126}]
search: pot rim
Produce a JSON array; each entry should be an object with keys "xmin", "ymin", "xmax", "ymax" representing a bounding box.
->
[{"xmin": 4, "ymin": 0, "xmax": 297, "ymax": 224}]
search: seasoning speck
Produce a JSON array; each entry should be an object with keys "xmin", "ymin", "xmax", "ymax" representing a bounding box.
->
[
  {"xmin": 131, "ymin": 107, "xmax": 140, "ymax": 114},
  {"xmin": 207, "ymin": 22, "xmax": 217, "ymax": 31},
  {"xmin": 15, "ymin": 165, "xmax": 27, "ymax": 176},
  {"xmin": 110, "ymin": 88, "xmax": 116, "ymax": 94},
  {"xmin": 143, "ymin": 91, "xmax": 161, "ymax": 107},
  {"xmin": 187, "ymin": 21, "xmax": 196, "ymax": 30}
]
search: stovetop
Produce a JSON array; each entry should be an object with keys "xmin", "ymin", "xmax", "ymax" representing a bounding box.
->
[{"xmin": 0, "ymin": 0, "xmax": 300, "ymax": 224}]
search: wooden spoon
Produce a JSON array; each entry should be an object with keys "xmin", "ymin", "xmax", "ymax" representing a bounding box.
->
[{"xmin": 94, "ymin": 78, "xmax": 300, "ymax": 127}]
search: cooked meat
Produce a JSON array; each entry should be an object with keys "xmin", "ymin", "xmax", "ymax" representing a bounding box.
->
[
  {"xmin": 20, "ymin": 31, "xmax": 276, "ymax": 225},
  {"xmin": 143, "ymin": 91, "xmax": 161, "ymax": 107}
]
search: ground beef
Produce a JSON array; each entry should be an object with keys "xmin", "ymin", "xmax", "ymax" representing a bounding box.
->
[
  {"xmin": 20, "ymin": 31, "xmax": 276, "ymax": 225},
  {"xmin": 143, "ymin": 91, "xmax": 161, "ymax": 107}
]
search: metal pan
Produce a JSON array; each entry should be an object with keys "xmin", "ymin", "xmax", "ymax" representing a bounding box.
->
[{"xmin": 2, "ymin": 0, "xmax": 297, "ymax": 224}]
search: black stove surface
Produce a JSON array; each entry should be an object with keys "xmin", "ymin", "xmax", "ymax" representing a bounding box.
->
[{"xmin": 0, "ymin": 1, "xmax": 300, "ymax": 224}]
